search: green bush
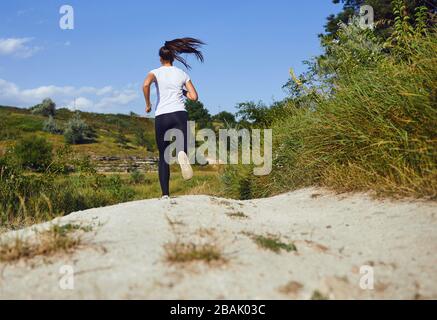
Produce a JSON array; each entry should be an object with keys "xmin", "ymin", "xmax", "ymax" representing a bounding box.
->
[
  {"xmin": 105, "ymin": 175, "xmax": 136, "ymax": 202},
  {"xmin": 134, "ymin": 129, "xmax": 155, "ymax": 151},
  {"xmin": 11, "ymin": 136, "xmax": 53, "ymax": 172},
  {"xmin": 64, "ymin": 112, "xmax": 95, "ymax": 144},
  {"xmin": 49, "ymin": 144, "xmax": 96, "ymax": 174},
  {"xmin": 115, "ymin": 130, "xmax": 129, "ymax": 148},
  {"xmin": 130, "ymin": 169, "xmax": 145, "ymax": 184},
  {"xmin": 0, "ymin": 157, "xmax": 54, "ymax": 228},
  {"xmin": 43, "ymin": 116, "xmax": 63, "ymax": 134},
  {"xmin": 30, "ymin": 98, "xmax": 56, "ymax": 117}
]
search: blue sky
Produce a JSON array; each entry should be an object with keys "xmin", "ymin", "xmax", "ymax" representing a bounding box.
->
[{"xmin": 0, "ymin": 0, "xmax": 340, "ymax": 116}]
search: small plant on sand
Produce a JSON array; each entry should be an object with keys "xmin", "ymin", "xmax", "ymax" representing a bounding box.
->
[
  {"xmin": 226, "ymin": 211, "xmax": 248, "ymax": 219},
  {"xmin": 0, "ymin": 223, "xmax": 89, "ymax": 263},
  {"xmin": 130, "ymin": 169, "xmax": 145, "ymax": 184},
  {"xmin": 311, "ymin": 290, "xmax": 329, "ymax": 300},
  {"xmin": 247, "ymin": 233, "xmax": 297, "ymax": 253},
  {"xmin": 164, "ymin": 242, "xmax": 225, "ymax": 264}
]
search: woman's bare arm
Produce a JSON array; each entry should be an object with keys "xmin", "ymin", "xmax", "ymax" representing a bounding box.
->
[
  {"xmin": 143, "ymin": 73, "xmax": 156, "ymax": 113},
  {"xmin": 184, "ymin": 80, "xmax": 198, "ymax": 101}
]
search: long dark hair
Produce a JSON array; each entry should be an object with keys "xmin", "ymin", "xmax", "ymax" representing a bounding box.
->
[{"xmin": 159, "ymin": 37, "xmax": 205, "ymax": 69}]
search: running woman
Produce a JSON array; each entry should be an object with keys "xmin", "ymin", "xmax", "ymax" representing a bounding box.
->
[{"xmin": 142, "ymin": 38, "xmax": 205, "ymax": 198}]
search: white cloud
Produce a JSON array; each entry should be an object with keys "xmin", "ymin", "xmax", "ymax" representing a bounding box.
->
[
  {"xmin": 17, "ymin": 8, "xmax": 34, "ymax": 17},
  {"xmin": 95, "ymin": 91, "xmax": 138, "ymax": 109},
  {"xmin": 96, "ymin": 86, "xmax": 113, "ymax": 96},
  {"xmin": 0, "ymin": 38, "xmax": 41, "ymax": 58},
  {"xmin": 67, "ymin": 97, "xmax": 94, "ymax": 110},
  {"xmin": 0, "ymin": 79, "xmax": 139, "ymax": 113}
]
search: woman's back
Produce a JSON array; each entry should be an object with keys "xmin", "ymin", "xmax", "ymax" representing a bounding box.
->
[{"xmin": 151, "ymin": 66, "xmax": 190, "ymax": 116}]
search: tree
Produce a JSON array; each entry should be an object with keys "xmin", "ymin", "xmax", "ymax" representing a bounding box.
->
[
  {"xmin": 212, "ymin": 111, "xmax": 236, "ymax": 126},
  {"xmin": 30, "ymin": 98, "xmax": 56, "ymax": 117},
  {"xmin": 235, "ymin": 101, "xmax": 270, "ymax": 127},
  {"xmin": 185, "ymin": 100, "xmax": 212, "ymax": 128},
  {"xmin": 12, "ymin": 136, "xmax": 53, "ymax": 172},
  {"xmin": 64, "ymin": 112, "xmax": 95, "ymax": 144},
  {"xmin": 323, "ymin": 0, "xmax": 436, "ymax": 41}
]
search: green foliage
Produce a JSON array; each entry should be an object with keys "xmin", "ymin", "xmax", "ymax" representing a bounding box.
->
[
  {"xmin": 11, "ymin": 136, "xmax": 53, "ymax": 172},
  {"xmin": 248, "ymin": 234, "xmax": 297, "ymax": 253},
  {"xmin": 0, "ymin": 157, "xmax": 54, "ymax": 228},
  {"xmin": 43, "ymin": 116, "xmax": 63, "ymax": 134},
  {"xmin": 0, "ymin": 109, "xmax": 43, "ymax": 137},
  {"xmin": 221, "ymin": 165, "xmax": 253, "ymax": 200},
  {"xmin": 323, "ymin": 0, "xmax": 435, "ymax": 41},
  {"xmin": 134, "ymin": 129, "xmax": 154, "ymax": 152},
  {"xmin": 50, "ymin": 144, "xmax": 96, "ymax": 174},
  {"xmin": 235, "ymin": 101, "xmax": 289, "ymax": 128},
  {"xmin": 130, "ymin": 169, "xmax": 145, "ymax": 184},
  {"xmin": 385, "ymin": 1, "xmax": 433, "ymax": 58},
  {"xmin": 223, "ymin": 6, "xmax": 436, "ymax": 200},
  {"xmin": 30, "ymin": 98, "xmax": 56, "ymax": 117},
  {"xmin": 64, "ymin": 112, "xmax": 95, "ymax": 144},
  {"xmin": 235, "ymin": 102, "xmax": 270, "ymax": 127},
  {"xmin": 115, "ymin": 129, "xmax": 129, "ymax": 148},
  {"xmin": 1, "ymin": 106, "xmax": 157, "ymax": 156},
  {"xmin": 185, "ymin": 100, "xmax": 212, "ymax": 128},
  {"xmin": 320, "ymin": 18, "xmax": 384, "ymax": 78},
  {"xmin": 212, "ymin": 111, "xmax": 236, "ymax": 126}
]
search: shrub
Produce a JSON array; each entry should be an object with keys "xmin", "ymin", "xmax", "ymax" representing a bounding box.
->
[
  {"xmin": 49, "ymin": 144, "xmax": 96, "ymax": 174},
  {"xmin": 30, "ymin": 98, "xmax": 56, "ymax": 117},
  {"xmin": 43, "ymin": 116, "xmax": 63, "ymax": 134},
  {"xmin": 11, "ymin": 136, "xmax": 53, "ymax": 172},
  {"xmin": 64, "ymin": 112, "xmax": 95, "ymax": 144},
  {"xmin": 115, "ymin": 130, "xmax": 129, "ymax": 148},
  {"xmin": 130, "ymin": 169, "xmax": 145, "ymax": 184},
  {"xmin": 0, "ymin": 156, "xmax": 54, "ymax": 228},
  {"xmin": 105, "ymin": 175, "xmax": 136, "ymax": 202},
  {"xmin": 134, "ymin": 129, "xmax": 154, "ymax": 151}
]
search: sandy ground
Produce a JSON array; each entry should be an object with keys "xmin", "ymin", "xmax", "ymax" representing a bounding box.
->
[{"xmin": 0, "ymin": 188, "xmax": 436, "ymax": 300}]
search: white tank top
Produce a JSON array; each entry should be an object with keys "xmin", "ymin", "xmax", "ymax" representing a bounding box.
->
[{"xmin": 150, "ymin": 66, "xmax": 190, "ymax": 117}]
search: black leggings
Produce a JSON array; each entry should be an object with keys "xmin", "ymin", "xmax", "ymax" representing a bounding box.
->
[{"xmin": 155, "ymin": 111, "xmax": 188, "ymax": 196}]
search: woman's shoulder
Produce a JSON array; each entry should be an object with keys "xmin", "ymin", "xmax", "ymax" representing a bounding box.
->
[
  {"xmin": 173, "ymin": 67, "xmax": 190, "ymax": 77},
  {"xmin": 149, "ymin": 66, "xmax": 162, "ymax": 75}
]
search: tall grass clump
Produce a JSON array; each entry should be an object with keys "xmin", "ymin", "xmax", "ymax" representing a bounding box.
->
[
  {"xmin": 222, "ymin": 15, "xmax": 436, "ymax": 199},
  {"xmin": 268, "ymin": 26, "xmax": 436, "ymax": 198}
]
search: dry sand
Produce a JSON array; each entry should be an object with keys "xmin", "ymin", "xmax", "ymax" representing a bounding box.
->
[{"xmin": 0, "ymin": 188, "xmax": 436, "ymax": 299}]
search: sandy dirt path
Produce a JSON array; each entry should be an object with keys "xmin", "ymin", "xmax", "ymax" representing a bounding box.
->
[{"xmin": 0, "ymin": 188, "xmax": 436, "ymax": 299}]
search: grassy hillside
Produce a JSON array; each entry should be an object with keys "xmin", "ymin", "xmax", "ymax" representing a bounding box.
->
[
  {"xmin": 0, "ymin": 106, "xmax": 156, "ymax": 158},
  {"xmin": 0, "ymin": 105, "xmax": 224, "ymax": 231}
]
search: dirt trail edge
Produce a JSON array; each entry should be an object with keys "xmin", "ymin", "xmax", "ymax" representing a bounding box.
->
[{"xmin": 1, "ymin": 188, "xmax": 436, "ymax": 299}]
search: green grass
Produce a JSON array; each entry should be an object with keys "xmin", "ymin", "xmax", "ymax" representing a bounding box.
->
[
  {"xmin": 226, "ymin": 211, "xmax": 248, "ymax": 219},
  {"xmin": 311, "ymin": 290, "xmax": 329, "ymax": 300},
  {"xmin": 247, "ymin": 233, "xmax": 297, "ymax": 253},
  {"xmin": 0, "ymin": 106, "xmax": 156, "ymax": 157},
  {"xmin": 0, "ymin": 168, "xmax": 221, "ymax": 232},
  {"xmin": 164, "ymin": 242, "xmax": 225, "ymax": 264},
  {"xmin": 0, "ymin": 106, "xmax": 225, "ymax": 232},
  {"xmin": 222, "ymin": 32, "xmax": 437, "ymax": 200}
]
